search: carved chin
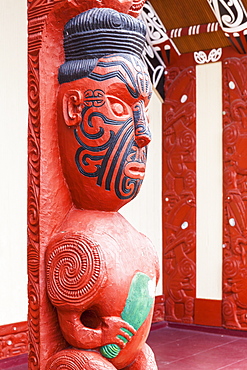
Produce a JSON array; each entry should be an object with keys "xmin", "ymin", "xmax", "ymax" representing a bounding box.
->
[
  {"xmin": 100, "ymin": 0, "xmax": 133, "ymax": 13},
  {"xmin": 124, "ymin": 161, "xmax": 146, "ymax": 180}
]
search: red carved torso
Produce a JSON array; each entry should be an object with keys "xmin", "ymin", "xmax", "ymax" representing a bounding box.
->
[{"xmin": 46, "ymin": 209, "xmax": 158, "ymax": 369}]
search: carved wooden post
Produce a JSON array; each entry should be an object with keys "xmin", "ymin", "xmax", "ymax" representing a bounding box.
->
[{"xmin": 28, "ymin": 1, "xmax": 159, "ymax": 369}]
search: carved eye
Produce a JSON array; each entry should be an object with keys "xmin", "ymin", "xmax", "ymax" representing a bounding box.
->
[
  {"xmin": 108, "ymin": 96, "xmax": 129, "ymax": 117},
  {"xmin": 112, "ymin": 102, "xmax": 124, "ymax": 115}
]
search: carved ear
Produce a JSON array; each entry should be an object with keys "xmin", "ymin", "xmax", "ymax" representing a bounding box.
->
[{"xmin": 62, "ymin": 90, "xmax": 83, "ymax": 127}]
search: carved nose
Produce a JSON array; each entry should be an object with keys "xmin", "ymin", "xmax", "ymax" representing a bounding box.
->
[{"xmin": 133, "ymin": 100, "xmax": 151, "ymax": 148}]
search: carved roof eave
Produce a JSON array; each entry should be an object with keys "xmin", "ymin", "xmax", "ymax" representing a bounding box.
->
[{"xmin": 150, "ymin": 0, "xmax": 247, "ymax": 54}]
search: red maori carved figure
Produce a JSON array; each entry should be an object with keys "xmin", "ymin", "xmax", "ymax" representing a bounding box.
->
[{"xmin": 44, "ymin": 7, "xmax": 159, "ymax": 370}]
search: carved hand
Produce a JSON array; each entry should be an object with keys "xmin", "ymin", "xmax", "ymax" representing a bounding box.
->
[{"xmin": 101, "ymin": 316, "xmax": 136, "ymax": 348}]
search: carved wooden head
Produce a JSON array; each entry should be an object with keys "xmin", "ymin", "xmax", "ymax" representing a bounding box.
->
[{"xmin": 57, "ymin": 8, "xmax": 152, "ymax": 211}]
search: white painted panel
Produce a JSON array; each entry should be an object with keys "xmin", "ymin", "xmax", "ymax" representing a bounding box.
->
[
  {"xmin": 120, "ymin": 90, "xmax": 163, "ymax": 295},
  {"xmin": 0, "ymin": 1, "xmax": 28, "ymax": 325},
  {"xmin": 196, "ymin": 62, "xmax": 222, "ymax": 300}
]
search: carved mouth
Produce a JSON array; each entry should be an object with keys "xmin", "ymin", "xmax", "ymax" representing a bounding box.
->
[
  {"xmin": 130, "ymin": 0, "xmax": 145, "ymax": 11},
  {"xmin": 124, "ymin": 162, "xmax": 145, "ymax": 179}
]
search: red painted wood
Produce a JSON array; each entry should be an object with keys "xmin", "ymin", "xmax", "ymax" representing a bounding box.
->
[
  {"xmin": 222, "ymin": 55, "xmax": 247, "ymax": 330},
  {"xmin": 0, "ymin": 322, "xmax": 28, "ymax": 360},
  {"xmin": 162, "ymin": 59, "xmax": 196, "ymax": 324},
  {"xmin": 152, "ymin": 295, "xmax": 165, "ymax": 323},
  {"xmin": 0, "ymin": 296, "xmax": 162, "ymax": 362},
  {"xmin": 28, "ymin": 1, "xmax": 159, "ymax": 369},
  {"xmin": 194, "ymin": 299, "xmax": 222, "ymax": 327}
]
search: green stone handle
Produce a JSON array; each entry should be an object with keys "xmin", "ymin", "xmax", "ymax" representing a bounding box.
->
[
  {"xmin": 100, "ymin": 343, "xmax": 121, "ymax": 359},
  {"xmin": 100, "ymin": 273, "xmax": 155, "ymax": 359}
]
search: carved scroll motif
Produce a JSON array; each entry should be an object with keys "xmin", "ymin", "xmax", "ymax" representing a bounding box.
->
[
  {"xmin": 140, "ymin": 1, "xmax": 180, "ymax": 100},
  {"xmin": 46, "ymin": 234, "xmax": 105, "ymax": 308},
  {"xmin": 222, "ymin": 56, "xmax": 247, "ymax": 330},
  {"xmin": 208, "ymin": 0, "xmax": 247, "ymax": 33},
  {"xmin": 0, "ymin": 322, "xmax": 28, "ymax": 360},
  {"xmin": 163, "ymin": 66, "xmax": 196, "ymax": 324},
  {"xmin": 27, "ymin": 2, "xmax": 80, "ymax": 368},
  {"xmin": 194, "ymin": 48, "xmax": 222, "ymax": 64},
  {"xmin": 208, "ymin": 0, "xmax": 247, "ymax": 53},
  {"xmin": 28, "ymin": 39, "xmax": 41, "ymax": 370}
]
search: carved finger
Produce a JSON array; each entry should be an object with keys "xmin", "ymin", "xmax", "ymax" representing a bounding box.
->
[
  {"xmin": 119, "ymin": 328, "xmax": 134, "ymax": 341},
  {"xmin": 115, "ymin": 336, "xmax": 128, "ymax": 349},
  {"xmin": 121, "ymin": 322, "xmax": 136, "ymax": 335}
]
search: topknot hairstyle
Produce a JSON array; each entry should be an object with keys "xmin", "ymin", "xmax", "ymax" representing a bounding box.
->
[{"xmin": 58, "ymin": 7, "xmax": 146, "ymax": 84}]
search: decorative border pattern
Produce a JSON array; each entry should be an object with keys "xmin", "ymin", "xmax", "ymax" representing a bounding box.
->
[
  {"xmin": 167, "ymin": 22, "xmax": 220, "ymax": 38},
  {"xmin": 140, "ymin": 1, "xmax": 180, "ymax": 99},
  {"xmin": 0, "ymin": 322, "xmax": 28, "ymax": 360},
  {"xmin": 208, "ymin": 0, "xmax": 247, "ymax": 33},
  {"xmin": 140, "ymin": 1, "xmax": 166, "ymax": 100},
  {"xmin": 194, "ymin": 48, "xmax": 222, "ymax": 64},
  {"xmin": 28, "ymin": 1, "xmax": 64, "ymax": 368}
]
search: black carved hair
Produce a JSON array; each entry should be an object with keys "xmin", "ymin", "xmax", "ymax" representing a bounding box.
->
[{"xmin": 58, "ymin": 7, "xmax": 146, "ymax": 84}]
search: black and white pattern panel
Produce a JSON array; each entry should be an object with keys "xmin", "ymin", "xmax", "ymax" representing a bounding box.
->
[{"xmin": 208, "ymin": 0, "xmax": 247, "ymax": 33}]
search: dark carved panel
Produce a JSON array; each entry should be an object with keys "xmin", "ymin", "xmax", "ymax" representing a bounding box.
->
[
  {"xmin": 163, "ymin": 65, "xmax": 196, "ymax": 324},
  {"xmin": 222, "ymin": 56, "xmax": 247, "ymax": 329}
]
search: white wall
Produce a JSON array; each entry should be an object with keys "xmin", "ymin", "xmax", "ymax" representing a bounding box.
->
[
  {"xmin": 0, "ymin": 0, "xmax": 28, "ymax": 325},
  {"xmin": 196, "ymin": 62, "xmax": 223, "ymax": 300},
  {"xmin": 120, "ymin": 90, "xmax": 163, "ymax": 295}
]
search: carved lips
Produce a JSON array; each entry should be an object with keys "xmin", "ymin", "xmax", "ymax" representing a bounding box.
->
[{"xmin": 124, "ymin": 161, "xmax": 145, "ymax": 179}]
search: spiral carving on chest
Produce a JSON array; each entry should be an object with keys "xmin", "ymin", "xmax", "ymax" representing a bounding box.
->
[{"xmin": 46, "ymin": 234, "xmax": 105, "ymax": 307}]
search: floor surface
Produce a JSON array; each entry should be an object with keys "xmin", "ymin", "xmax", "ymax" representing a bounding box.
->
[
  {"xmin": 1, "ymin": 326, "xmax": 247, "ymax": 369},
  {"xmin": 147, "ymin": 326, "xmax": 247, "ymax": 369}
]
